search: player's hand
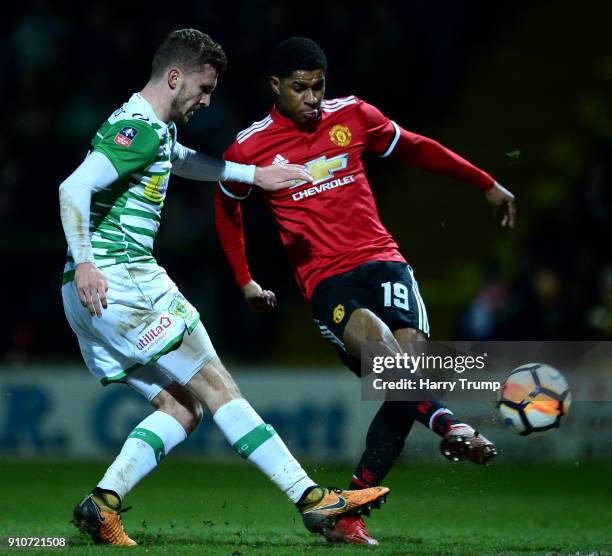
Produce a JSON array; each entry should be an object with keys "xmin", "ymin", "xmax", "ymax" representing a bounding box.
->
[
  {"xmin": 254, "ymin": 164, "xmax": 313, "ymax": 192},
  {"xmin": 241, "ymin": 280, "xmax": 277, "ymax": 313},
  {"xmin": 485, "ymin": 181, "xmax": 516, "ymax": 228},
  {"xmin": 75, "ymin": 262, "xmax": 108, "ymax": 317}
]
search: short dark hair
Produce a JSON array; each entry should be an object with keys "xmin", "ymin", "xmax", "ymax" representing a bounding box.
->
[
  {"xmin": 270, "ymin": 37, "xmax": 327, "ymax": 78},
  {"xmin": 151, "ymin": 29, "xmax": 227, "ymax": 79}
]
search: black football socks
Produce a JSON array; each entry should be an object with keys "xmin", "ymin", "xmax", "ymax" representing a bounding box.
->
[{"xmin": 349, "ymin": 400, "xmax": 459, "ymax": 489}]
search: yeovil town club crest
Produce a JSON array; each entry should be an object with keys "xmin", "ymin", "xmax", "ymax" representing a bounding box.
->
[
  {"xmin": 329, "ymin": 125, "xmax": 352, "ymax": 147},
  {"xmin": 169, "ymin": 294, "xmax": 194, "ymax": 321}
]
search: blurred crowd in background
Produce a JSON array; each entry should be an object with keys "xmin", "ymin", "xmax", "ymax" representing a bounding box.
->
[{"xmin": 1, "ymin": 0, "xmax": 611, "ymax": 366}]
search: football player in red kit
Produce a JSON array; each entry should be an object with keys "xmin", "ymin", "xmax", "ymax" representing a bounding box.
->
[{"xmin": 215, "ymin": 37, "xmax": 515, "ymax": 545}]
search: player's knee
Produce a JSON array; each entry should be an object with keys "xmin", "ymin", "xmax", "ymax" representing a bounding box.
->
[
  {"xmin": 198, "ymin": 358, "xmax": 242, "ymax": 398},
  {"xmin": 187, "ymin": 402, "xmax": 203, "ymax": 434},
  {"xmin": 182, "ymin": 357, "xmax": 243, "ymax": 415},
  {"xmin": 157, "ymin": 397, "xmax": 202, "ymax": 434},
  {"xmin": 394, "ymin": 327, "xmax": 427, "ymax": 357},
  {"xmin": 346, "ymin": 308, "xmax": 382, "ymax": 341},
  {"xmin": 345, "ymin": 308, "xmax": 401, "ymax": 357},
  {"xmin": 181, "ymin": 398, "xmax": 204, "ymax": 434},
  {"xmin": 395, "ymin": 327, "xmax": 427, "ymax": 343},
  {"xmin": 153, "ymin": 385, "xmax": 204, "ymax": 434}
]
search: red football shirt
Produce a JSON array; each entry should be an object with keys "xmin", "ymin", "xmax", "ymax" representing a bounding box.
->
[{"xmin": 216, "ymin": 96, "xmax": 494, "ymax": 300}]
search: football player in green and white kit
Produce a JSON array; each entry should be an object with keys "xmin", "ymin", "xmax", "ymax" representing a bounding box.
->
[{"xmin": 60, "ymin": 29, "xmax": 389, "ymax": 546}]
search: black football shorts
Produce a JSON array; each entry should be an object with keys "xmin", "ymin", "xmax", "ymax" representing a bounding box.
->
[{"xmin": 311, "ymin": 261, "xmax": 430, "ymax": 374}]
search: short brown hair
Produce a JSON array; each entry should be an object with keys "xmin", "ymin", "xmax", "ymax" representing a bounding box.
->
[{"xmin": 151, "ymin": 29, "xmax": 227, "ymax": 78}]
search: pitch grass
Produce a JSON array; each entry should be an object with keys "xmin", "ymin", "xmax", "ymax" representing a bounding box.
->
[{"xmin": 1, "ymin": 461, "xmax": 611, "ymax": 555}]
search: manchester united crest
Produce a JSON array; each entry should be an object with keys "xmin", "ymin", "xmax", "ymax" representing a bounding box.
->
[
  {"xmin": 333, "ymin": 303, "xmax": 346, "ymax": 324},
  {"xmin": 329, "ymin": 125, "xmax": 352, "ymax": 147}
]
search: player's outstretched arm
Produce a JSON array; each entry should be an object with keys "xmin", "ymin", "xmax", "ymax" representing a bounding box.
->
[
  {"xmin": 59, "ymin": 152, "xmax": 116, "ymax": 317},
  {"xmin": 172, "ymin": 143, "xmax": 311, "ymax": 191},
  {"xmin": 485, "ymin": 182, "xmax": 516, "ymax": 228},
  {"xmin": 253, "ymin": 164, "xmax": 312, "ymax": 192},
  {"xmin": 390, "ymin": 127, "xmax": 516, "ymax": 227},
  {"xmin": 172, "ymin": 143, "xmax": 256, "ymax": 183},
  {"xmin": 241, "ymin": 280, "xmax": 278, "ymax": 312}
]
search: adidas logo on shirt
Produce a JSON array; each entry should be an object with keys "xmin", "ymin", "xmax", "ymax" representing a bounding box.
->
[{"xmin": 272, "ymin": 154, "xmax": 289, "ymax": 165}]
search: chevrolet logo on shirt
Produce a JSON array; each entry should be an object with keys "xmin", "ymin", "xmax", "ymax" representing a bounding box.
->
[
  {"xmin": 291, "ymin": 175, "xmax": 356, "ymax": 201},
  {"xmin": 290, "ymin": 154, "xmax": 349, "ymax": 188}
]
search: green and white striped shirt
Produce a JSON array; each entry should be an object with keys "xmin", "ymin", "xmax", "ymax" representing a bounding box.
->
[{"xmin": 63, "ymin": 94, "xmax": 176, "ymax": 283}]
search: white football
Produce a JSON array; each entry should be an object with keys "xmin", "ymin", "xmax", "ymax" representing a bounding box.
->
[{"xmin": 497, "ymin": 363, "xmax": 571, "ymax": 435}]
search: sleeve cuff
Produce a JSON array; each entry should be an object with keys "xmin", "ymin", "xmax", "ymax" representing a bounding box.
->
[
  {"xmin": 379, "ymin": 121, "xmax": 401, "ymax": 158},
  {"xmin": 218, "ymin": 181, "xmax": 253, "ymax": 200}
]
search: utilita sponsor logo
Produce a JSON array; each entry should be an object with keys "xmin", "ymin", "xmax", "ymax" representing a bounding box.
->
[{"xmin": 136, "ymin": 316, "xmax": 172, "ymax": 351}]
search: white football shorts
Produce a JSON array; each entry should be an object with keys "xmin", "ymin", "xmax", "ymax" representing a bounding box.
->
[{"xmin": 62, "ymin": 262, "xmax": 217, "ymax": 401}]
